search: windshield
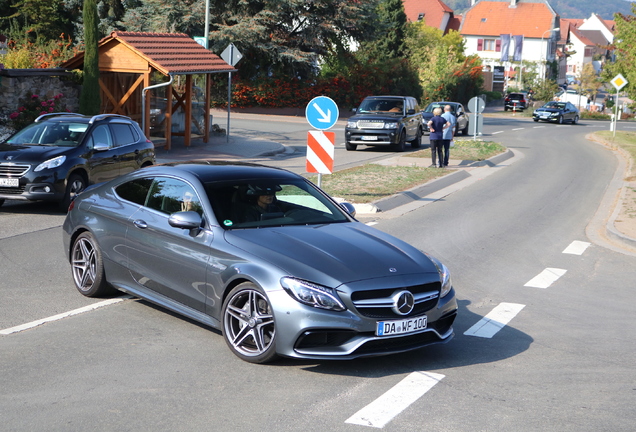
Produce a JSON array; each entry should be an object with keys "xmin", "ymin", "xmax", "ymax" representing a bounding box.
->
[
  {"xmin": 358, "ymin": 99, "xmax": 404, "ymax": 114},
  {"xmin": 206, "ymin": 178, "xmax": 351, "ymax": 229},
  {"xmin": 423, "ymin": 103, "xmax": 448, "ymax": 113},
  {"xmin": 544, "ymin": 102, "xmax": 565, "ymax": 109},
  {"xmin": 6, "ymin": 121, "xmax": 88, "ymax": 147}
]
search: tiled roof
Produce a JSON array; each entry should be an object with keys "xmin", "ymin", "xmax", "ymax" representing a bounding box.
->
[
  {"xmin": 460, "ymin": 2, "xmax": 556, "ymax": 38},
  {"xmin": 403, "ymin": 0, "xmax": 453, "ymax": 31},
  {"xmin": 62, "ymin": 31, "xmax": 235, "ymax": 75}
]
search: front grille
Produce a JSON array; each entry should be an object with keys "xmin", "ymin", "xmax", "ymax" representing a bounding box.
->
[
  {"xmin": 0, "ymin": 186, "xmax": 26, "ymax": 194},
  {"xmin": 0, "ymin": 163, "xmax": 30, "ymax": 177},
  {"xmin": 356, "ymin": 120, "xmax": 385, "ymax": 129},
  {"xmin": 351, "ymin": 283, "xmax": 440, "ymax": 319},
  {"xmin": 354, "ymin": 331, "xmax": 442, "ymax": 355}
]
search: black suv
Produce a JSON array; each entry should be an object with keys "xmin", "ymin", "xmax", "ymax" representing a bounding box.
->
[
  {"xmin": 0, "ymin": 113, "xmax": 155, "ymax": 210},
  {"xmin": 345, "ymin": 96, "xmax": 423, "ymax": 152},
  {"xmin": 504, "ymin": 92, "xmax": 528, "ymax": 111}
]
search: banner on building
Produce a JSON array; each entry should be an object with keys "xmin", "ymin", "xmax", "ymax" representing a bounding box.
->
[
  {"xmin": 500, "ymin": 34, "xmax": 511, "ymax": 62},
  {"xmin": 513, "ymin": 35, "xmax": 524, "ymax": 62}
]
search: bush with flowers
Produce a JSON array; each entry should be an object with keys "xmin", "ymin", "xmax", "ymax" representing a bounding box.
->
[{"xmin": 8, "ymin": 92, "xmax": 69, "ymax": 131}]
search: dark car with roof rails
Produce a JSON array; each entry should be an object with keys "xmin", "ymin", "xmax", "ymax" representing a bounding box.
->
[
  {"xmin": 345, "ymin": 95, "xmax": 423, "ymax": 152},
  {"xmin": 0, "ymin": 112, "xmax": 155, "ymax": 210}
]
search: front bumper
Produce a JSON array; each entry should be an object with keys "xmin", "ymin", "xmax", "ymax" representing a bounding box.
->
[
  {"xmin": 271, "ymin": 281, "xmax": 458, "ymax": 360},
  {"xmin": 0, "ymin": 170, "xmax": 66, "ymax": 202},
  {"xmin": 345, "ymin": 128, "xmax": 401, "ymax": 146}
]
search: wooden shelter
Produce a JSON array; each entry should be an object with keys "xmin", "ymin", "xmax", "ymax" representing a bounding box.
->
[{"xmin": 61, "ymin": 31, "xmax": 235, "ymax": 149}]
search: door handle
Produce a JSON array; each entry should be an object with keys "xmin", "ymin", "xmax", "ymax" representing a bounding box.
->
[{"xmin": 133, "ymin": 219, "xmax": 148, "ymax": 229}]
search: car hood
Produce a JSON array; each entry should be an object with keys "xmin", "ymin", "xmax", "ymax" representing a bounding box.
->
[
  {"xmin": 0, "ymin": 142, "xmax": 71, "ymax": 163},
  {"xmin": 422, "ymin": 112, "xmax": 434, "ymax": 120},
  {"xmin": 348, "ymin": 113, "xmax": 403, "ymax": 122},
  {"xmin": 224, "ymin": 222, "xmax": 438, "ymax": 286},
  {"xmin": 534, "ymin": 108, "xmax": 561, "ymax": 113}
]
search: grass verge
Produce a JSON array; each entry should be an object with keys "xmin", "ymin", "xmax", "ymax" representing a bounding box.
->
[
  {"xmin": 592, "ymin": 131, "xmax": 636, "ymax": 180},
  {"xmin": 311, "ymin": 140, "xmax": 506, "ymax": 204}
]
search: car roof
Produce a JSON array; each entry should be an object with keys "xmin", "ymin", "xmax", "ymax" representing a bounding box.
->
[
  {"xmin": 34, "ymin": 113, "xmax": 136, "ymax": 125},
  {"xmin": 146, "ymin": 161, "xmax": 302, "ymax": 183}
]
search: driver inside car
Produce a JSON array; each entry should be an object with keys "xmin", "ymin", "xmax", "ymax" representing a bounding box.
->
[{"xmin": 242, "ymin": 184, "xmax": 283, "ymax": 222}]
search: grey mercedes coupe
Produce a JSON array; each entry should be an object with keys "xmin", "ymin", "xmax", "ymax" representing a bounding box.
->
[{"xmin": 62, "ymin": 161, "xmax": 458, "ymax": 363}]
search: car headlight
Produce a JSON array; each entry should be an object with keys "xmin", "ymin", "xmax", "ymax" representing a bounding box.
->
[
  {"xmin": 280, "ymin": 277, "xmax": 346, "ymax": 311},
  {"xmin": 425, "ymin": 253, "xmax": 452, "ymax": 298},
  {"xmin": 34, "ymin": 155, "xmax": 66, "ymax": 172},
  {"xmin": 347, "ymin": 121, "xmax": 358, "ymax": 129},
  {"xmin": 384, "ymin": 122, "xmax": 398, "ymax": 129}
]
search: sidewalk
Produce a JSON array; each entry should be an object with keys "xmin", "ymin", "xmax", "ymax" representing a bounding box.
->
[{"xmin": 149, "ymin": 107, "xmax": 636, "ymax": 256}]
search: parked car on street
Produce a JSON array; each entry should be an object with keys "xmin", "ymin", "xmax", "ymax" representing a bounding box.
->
[
  {"xmin": 533, "ymin": 101, "xmax": 580, "ymax": 124},
  {"xmin": 504, "ymin": 92, "xmax": 528, "ymax": 111},
  {"xmin": 0, "ymin": 113, "xmax": 155, "ymax": 210},
  {"xmin": 421, "ymin": 102, "xmax": 469, "ymax": 135},
  {"xmin": 345, "ymin": 95, "xmax": 423, "ymax": 152},
  {"xmin": 62, "ymin": 161, "xmax": 458, "ymax": 363}
]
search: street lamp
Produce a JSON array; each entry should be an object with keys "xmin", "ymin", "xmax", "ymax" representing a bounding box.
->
[{"xmin": 540, "ymin": 27, "xmax": 560, "ymax": 80}]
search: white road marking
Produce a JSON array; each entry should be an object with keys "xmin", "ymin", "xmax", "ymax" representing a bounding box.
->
[
  {"xmin": 492, "ymin": 131, "xmax": 504, "ymax": 134},
  {"xmin": 512, "ymin": 128, "xmax": 525, "ymax": 131},
  {"xmin": 345, "ymin": 371, "xmax": 445, "ymax": 428},
  {"xmin": 524, "ymin": 268, "xmax": 567, "ymax": 289},
  {"xmin": 562, "ymin": 240, "xmax": 591, "ymax": 255},
  {"xmin": 463, "ymin": 302, "xmax": 525, "ymax": 338},
  {"xmin": 0, "ymin": 297, "xmax": 130, "ymax": 335}
]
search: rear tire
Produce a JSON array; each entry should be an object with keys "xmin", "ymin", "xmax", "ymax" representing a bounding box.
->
[
  {"xmin": 345, "ymin": 141, "xmax": 357, "ymax": 151},
  {"xmin": 462, "ymin": 123, "xmax": 469, "ymax": 135}
]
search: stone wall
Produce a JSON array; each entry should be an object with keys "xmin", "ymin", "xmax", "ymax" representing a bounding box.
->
[{"xmin": 0, "ymin": 68, "xmax": 81, "ymax": 117}]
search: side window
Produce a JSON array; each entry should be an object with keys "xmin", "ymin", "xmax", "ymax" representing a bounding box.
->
[
  {"xmin": 145, "ymin": 178, "xmax": 203, "ymax": 216},
  {"xmin": 88, "ymin": 124, "xmax": 113, "ymax": 148},
  {"xmin": 115, "ymin": 178, "xmax": 153, "ymax": 205},
  {"xmin": 110, "ymin": 123, "xmax": 138, "ymax": 147}
]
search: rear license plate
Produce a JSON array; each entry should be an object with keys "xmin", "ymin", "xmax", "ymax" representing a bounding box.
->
[
  {"xmin": 376, "ymin": 316, "xmax": 427, "ymax": 336},
  {"xmin": 0, "ymin": 178, "xmax": 19, "ymax": 187},
  {"xmin": 361, "ymin": 136, "xmax": 377, "ymax": 141}
]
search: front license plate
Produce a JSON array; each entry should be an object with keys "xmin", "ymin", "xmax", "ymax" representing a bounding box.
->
[
  {"xmin": 0, "ymin": 178, "xmax": 19, "ymax": 187},
  {"xmin": 376, "ymin": 316, "xmax": 427, "ymax": 336},
  {"xmin": 361, "ymin": 136, "xmax": 377, "ymax": 141}
]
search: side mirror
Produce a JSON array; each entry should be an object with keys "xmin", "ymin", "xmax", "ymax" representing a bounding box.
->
[
  {"xmin": 339, "ymin": 202, "xmax": 356, "ymax": 218},
  {"xmin": 93, "ymin": 142, "xmax": 110, "ymax": 152},
  {"xmin": 351, "ymin": 107, "xmax": 358, "ymax": 113},
  {"xmin": 407, "ymin": 109, "xmax": 415, "ymax": 115},
  {"xmin": 169, "ymin": 211, "xmax": 203, "ymax": 232}
]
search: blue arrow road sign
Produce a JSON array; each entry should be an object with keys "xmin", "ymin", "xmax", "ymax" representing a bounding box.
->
[{"xmin": 305, "ymin": 96, "xmax": 339, "ymax": 130}]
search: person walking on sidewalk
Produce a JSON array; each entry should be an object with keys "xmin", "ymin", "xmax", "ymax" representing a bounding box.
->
[
  {"xmin": 441, "ymin": 105, "xmax": 456, "ymax": 168},
  {"xmin": 428, "ymin": 107, "xmax": 450, "ymax": 168}
]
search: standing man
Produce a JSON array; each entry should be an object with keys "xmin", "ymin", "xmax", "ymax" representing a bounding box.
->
[
  {"xmin": 428, "ymin": 107, "xmax": 450, "ymax": 168},
  {"xmin": 441, "ymin": 105, "xmax": 457, "ymax": 168}
]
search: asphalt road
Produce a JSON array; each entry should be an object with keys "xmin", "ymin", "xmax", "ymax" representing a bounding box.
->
[{"xmin": 1, "ymin": 115, "xmax": 635, "ymax": 431}]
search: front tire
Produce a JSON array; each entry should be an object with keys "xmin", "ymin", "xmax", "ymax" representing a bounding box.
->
[
  {"xmin": 410, "ymin": 127, "xmax": 422, "ymax": 148},
  {"xmin": 393, "ymin": 130, "xmax": 406, "ymax": 152},
  {"xmin": 71, "ymin": 232, "xmax": 114, "ymax": 297},
  {"xmin": 222, "ymin": 283, "xmax": 278, "ymax": 364},
  {"xmin": 571, "ymin": 115, "xmax": 579, "ymax": 125},
  {"xmin": 558, "ymin": 115, "xmax": 564, "ymax": 124},
  {"xmin": 60, "ymin": 173, "xmax": 86, "ymax": 211},
  {"xmin": 345, "ymin": 141, "xmax": 357, "ymax": 151}
]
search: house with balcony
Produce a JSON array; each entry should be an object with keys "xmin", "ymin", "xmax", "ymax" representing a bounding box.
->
[{"xmin": 459, "ymin": 0, "xmax": 561, "ymax": 92}]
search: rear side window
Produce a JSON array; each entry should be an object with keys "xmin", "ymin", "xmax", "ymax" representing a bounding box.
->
[
  {"xmin": 115, "ymin": 178, "xmax": 153, "ymax": 205},
  {"xmin": 110, "ymin": 123, "xmax": 138, "ymax": 147}
]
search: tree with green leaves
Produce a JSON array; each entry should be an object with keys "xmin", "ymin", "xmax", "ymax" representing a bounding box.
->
[
  {"xmin": 603, "ymin": 5, "xmax": 636, "ymax": 107},
  {"xmin": 118, "ymin": 0, "xmax": 205, "ymax": 34},
  {"xmin": 0, "ymin": 0, "xmax": 73, "ymax": 41},
  {"xmin": 358, "ymin": 0, "xmax": 408, "ymax": 61},
  {"xmin": 207, "ymin": 0, "xmax": 379, "ymax": 80},
  {"xmin": 405, "ymin": 21, "xmax": 482, "ymax": 104},
  {"xmin": 79, "ymin": 0, "xmax": 101, "ymax": 115}
]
